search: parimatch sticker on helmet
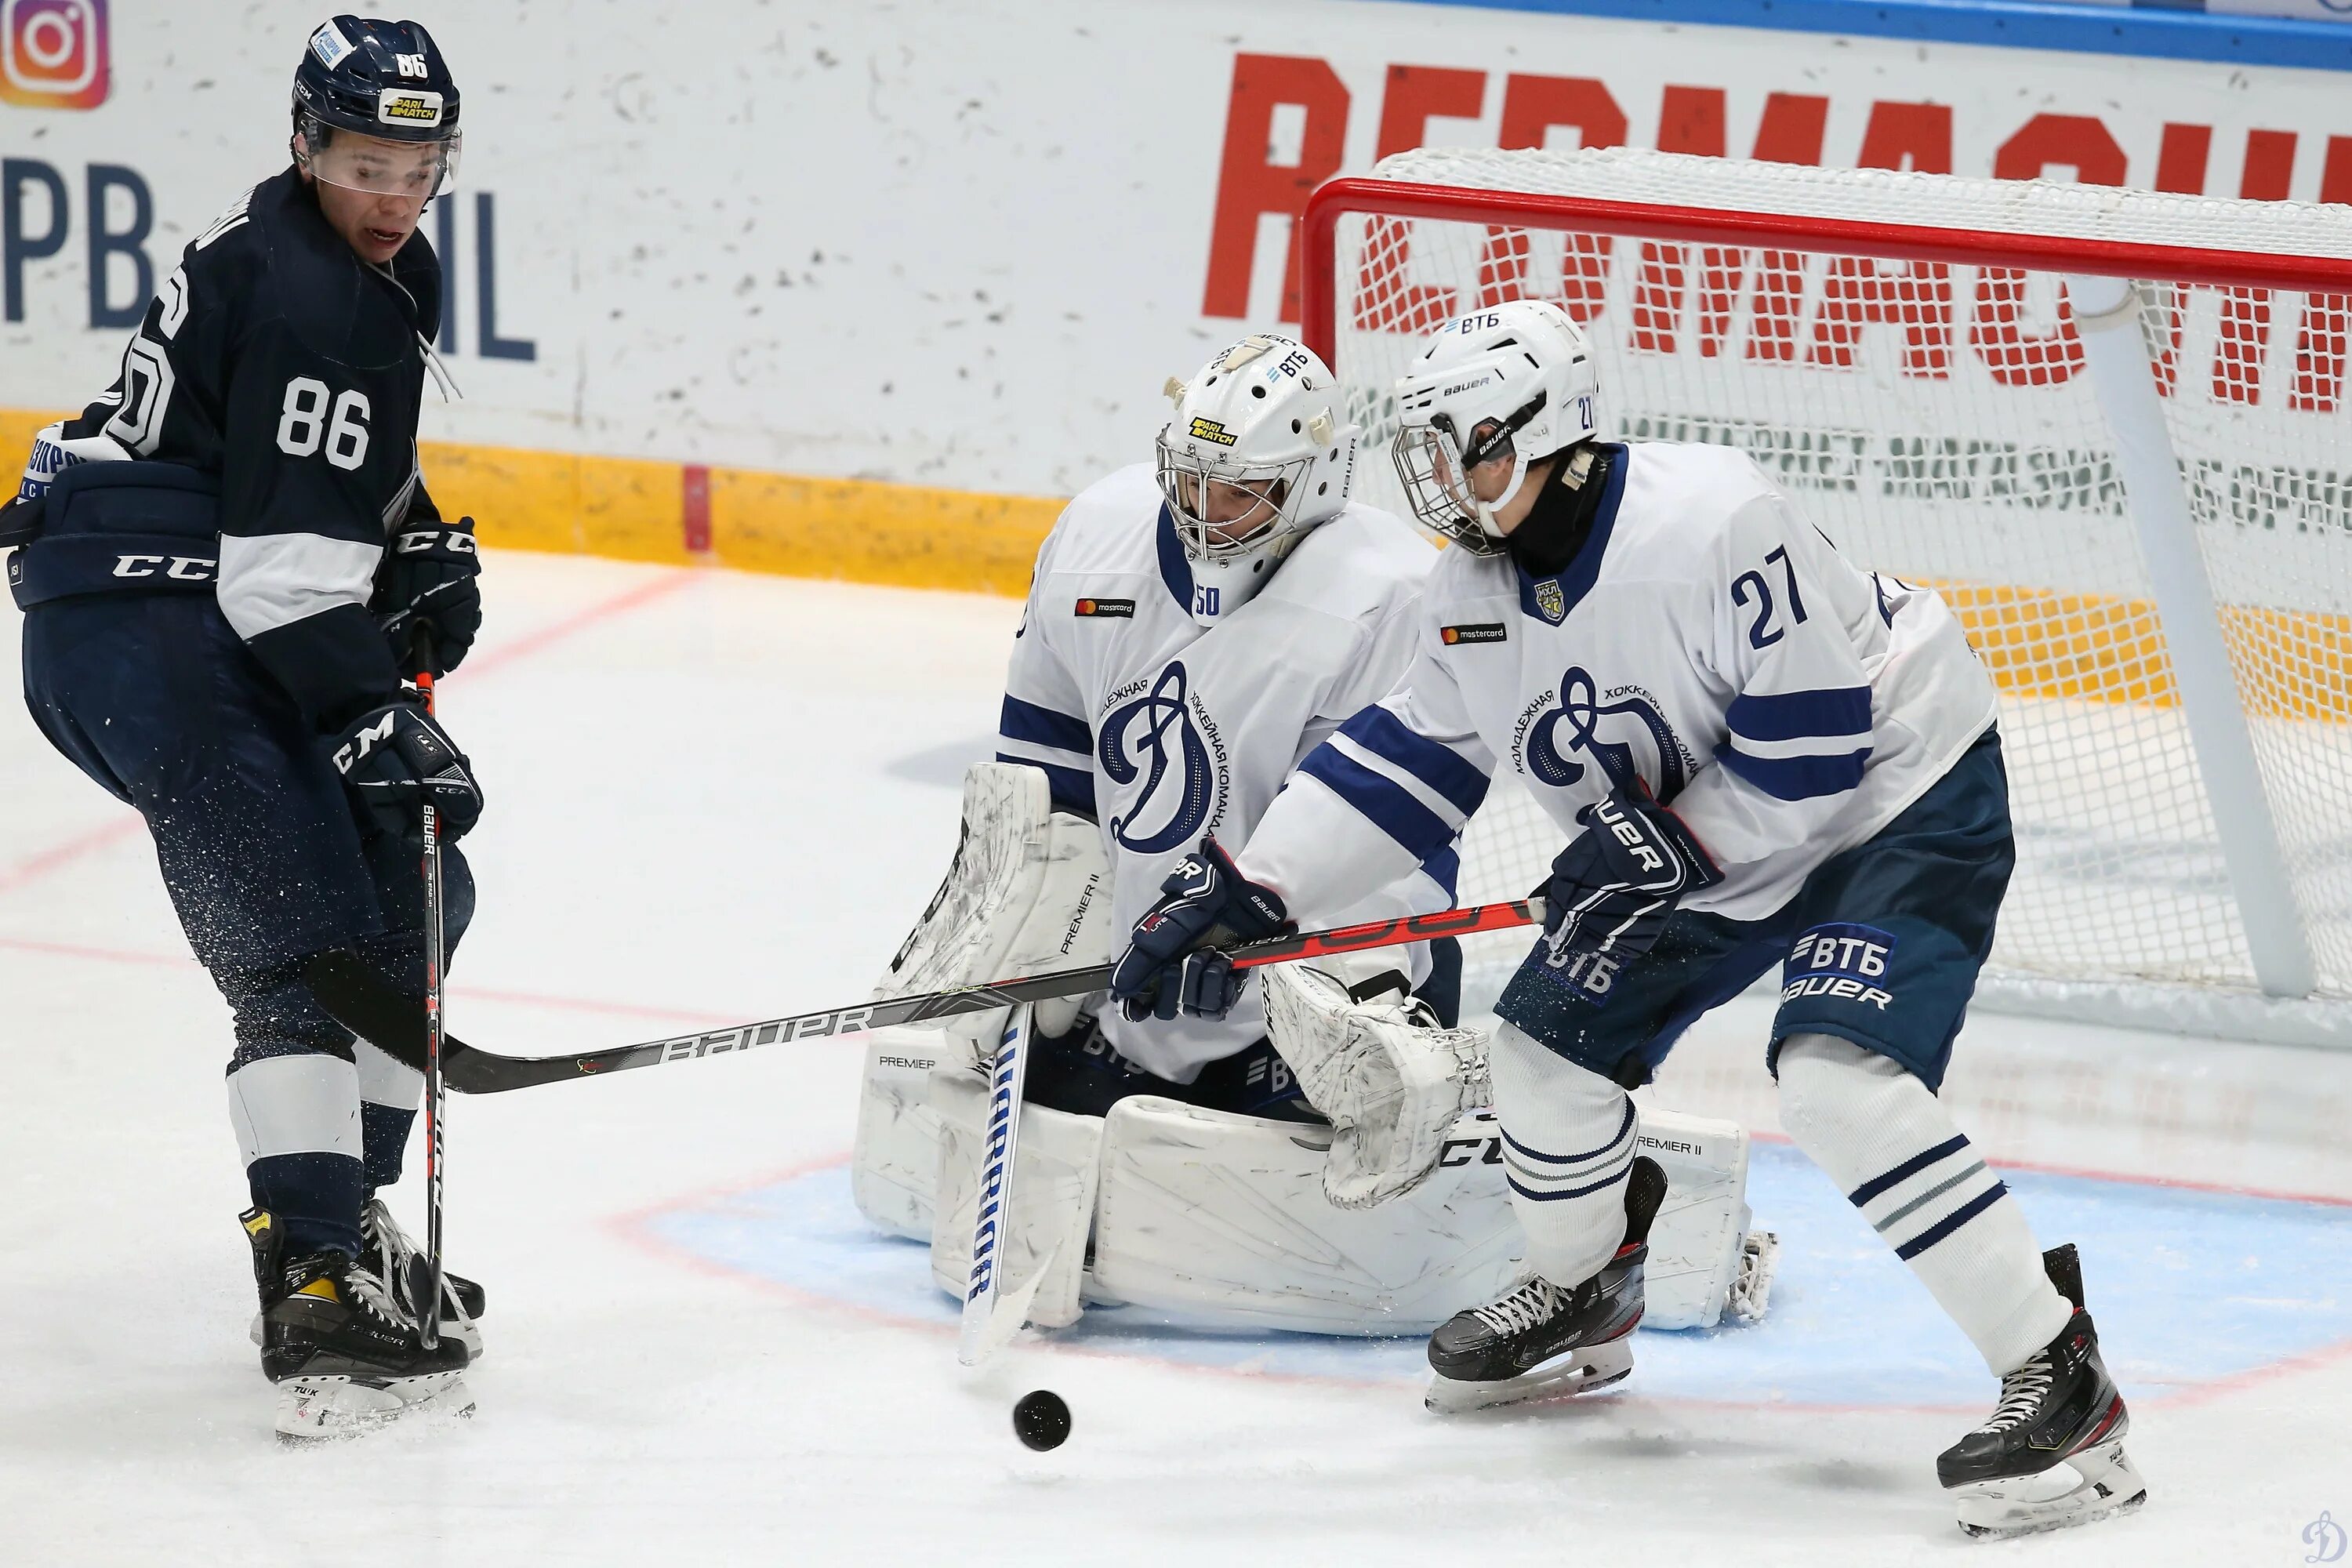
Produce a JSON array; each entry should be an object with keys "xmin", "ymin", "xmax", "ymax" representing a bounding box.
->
[
  {"xmin": 1074, "ymin": 597, "xmax": 1135, "ymax": 619},
  {"xmin": 1187, "ymin": 416, "xmax": 1236, "ymax": 447},
  {"xmin": 1440, "ymin": 622, "xmax": 1508, "ymax": 645},
  {"xmin": 379, "ymin": 89, "xmax": 445, "ymax": 126}
]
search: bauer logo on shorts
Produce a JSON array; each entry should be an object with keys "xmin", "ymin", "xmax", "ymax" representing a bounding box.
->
[
  {"xmin": 1187, "ymin": 416, "xmax": 1237, "ymax": 447},
  {"xmin": 1074, "ymin": 597, "xmax": 1135, "ymax": 618},
  {"xmin": 1440, "ymin": 622, "xmax": 1507, "ymax": 645},
  {"xmin": 1784, "ymin": 923, "xmax": 1896, "ymax": 1011}
]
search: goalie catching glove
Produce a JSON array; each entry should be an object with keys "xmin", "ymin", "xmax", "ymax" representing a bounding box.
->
[
  {"xmin": 1261, "ymin": 957, "xmax": 1486, "ymax": 1208},
  {"xmin": 1109, "ymin": 837, "xmax": 1290, "ymax": 1022},
  {"xmin": 1536, "ymin": 782, "xmax": 1721, "ymax": 1002}
]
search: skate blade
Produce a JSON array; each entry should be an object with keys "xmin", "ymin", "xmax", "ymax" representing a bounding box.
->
[
  {"xmin": 1729, "ymin": 1230, "xmax": 1779, "ymax": 1324},
  {"xmin": 274, "ymin": 1371, "xmax": 474, "ymax": 1443},
  {"xmin": 252, "ymin": 1310, "xmax": 482, "ymax": 1361},
  {"xmin": 1954, "ymin": 1439, "xmax": 2148, "ymax": 1539},
  {"xmin": 1425, "ymin": 1338, "xmax": 1635, "ymax": 1415}
]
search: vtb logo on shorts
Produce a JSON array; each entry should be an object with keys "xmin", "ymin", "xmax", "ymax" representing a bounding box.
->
[
  {"xmin": 1, "ymin": 0, "xmax": 110, "ymax": 111},
  {"xmin": 1784, "ymin": 922, "xmax": 1896, "ymax": 1011}
]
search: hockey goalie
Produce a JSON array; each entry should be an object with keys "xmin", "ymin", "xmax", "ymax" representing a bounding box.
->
[{"xmin": 849, "ymin": 332, "xmax": 1773, "ymax": 1349}]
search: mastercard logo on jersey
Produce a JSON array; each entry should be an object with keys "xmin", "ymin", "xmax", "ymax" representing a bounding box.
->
[
  {"xmin": 1074, "ymin": 597, "xmax": 1135, "ymax": 619},
  {"xmin": 1441, "ymin": 622, "xmax": 1507, "ymax": 645}
]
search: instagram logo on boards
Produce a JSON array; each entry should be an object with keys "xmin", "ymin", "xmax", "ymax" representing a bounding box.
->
[{"xmin": 1, "ymin": 0, "xmax": 109, "ymax": 111}]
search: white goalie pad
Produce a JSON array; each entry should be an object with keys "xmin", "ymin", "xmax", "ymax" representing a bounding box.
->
[
  {"xmin": 1087, "ymin": 1097, "xmax": 1772, "ymax": 1334},
  {"xmin": 1261, "ymin": 956, "xmax": 1487, "ymax": 1210},
  {"xmin": 872, "ymin": 762, "xmax": 1117, "ymax": 1044},
  {"xmin": 928, "ymin": 1069, "xmax": 1102, "ymax": 1331},
  {"xmin": 848, "ymin": 1027, "xmax": 958, "ymax": 1240}
]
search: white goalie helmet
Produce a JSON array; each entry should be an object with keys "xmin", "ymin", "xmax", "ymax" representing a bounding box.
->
[
  {"xmin": 1156, "ymin": 332, "xmax": 1359, "ymax": 626},
  {"xmin": 1391, "ymin": 299, "xmax": 1602, "ymax": 554}
]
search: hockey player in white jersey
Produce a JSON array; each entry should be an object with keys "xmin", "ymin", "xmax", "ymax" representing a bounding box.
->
[
  {"xmin": 871, "ymin": 331, "xmax": 1490, "ymax": 1229},
  {"xmin": 1109, "ymin": 301, "xmax": 2143, "ymax": 1539}
]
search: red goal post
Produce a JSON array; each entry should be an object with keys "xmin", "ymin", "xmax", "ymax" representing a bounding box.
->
[{"xmin": 1298, "ymin": 147, "xmax": 2352, "ymax": 1046}]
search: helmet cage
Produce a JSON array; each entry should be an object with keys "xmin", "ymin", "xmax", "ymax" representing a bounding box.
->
[
  {"xmin": 1391, "ymin": 394, "xmax": 1548, "ymax": 555},
  {"xmin": 1154, "ymin": 434, "xmax": 1317, "ymax": 565}
]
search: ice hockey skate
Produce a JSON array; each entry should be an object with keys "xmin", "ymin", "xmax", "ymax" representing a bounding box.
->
[
  {"xmin": 1938, "ymin": 1244, "xmax": 2147, "ymax": 1538},
  {"xmin": 242, "ymin": 1210, "xmax": 473, "ymax": 1442},
  {"xmin": 246, "ymin": 1198, "xmax": 485, "ymax": 1359},
  {"xmin": 1424, "ymin": 1156, "xmax": 1665, "ymax": 1414}
]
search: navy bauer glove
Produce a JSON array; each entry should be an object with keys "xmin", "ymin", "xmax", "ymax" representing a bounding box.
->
[
  {"xmin": 1537, "ymin": 782, "xmax": 1722, "ymax": 1004},
  {"xmin": 1109, "ymin": 837, "xmax": 1291, "ymax": 1022}
]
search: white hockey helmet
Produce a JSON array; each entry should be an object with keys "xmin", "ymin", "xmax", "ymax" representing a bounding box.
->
[
  {"xmin": 1156, "ymin": 332, "xmax": 1359, "ymax": 626},
  {"xmin": 1390, "ymin": 299, "xmax": 1601, "ymax": 554}
]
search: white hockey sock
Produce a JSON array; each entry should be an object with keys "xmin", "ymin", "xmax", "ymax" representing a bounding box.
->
[
  {"xmin": 1777, "ymin": 1033, "xmax": 2073, "ymax": 1376},
  {"xmin": 1488, "ymin": 1021, "xmax": 1635, "ymax": 1288}
]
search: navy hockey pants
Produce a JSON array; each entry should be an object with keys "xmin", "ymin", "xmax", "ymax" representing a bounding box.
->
[{"xmin": 21, "ymin": 593, "xmax": 472, "ymax": 1257}]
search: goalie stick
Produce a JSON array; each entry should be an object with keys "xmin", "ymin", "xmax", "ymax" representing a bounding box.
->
[{"xmin": 303, "ymin": 897, "xmax": 1546, "ymax": 1096}]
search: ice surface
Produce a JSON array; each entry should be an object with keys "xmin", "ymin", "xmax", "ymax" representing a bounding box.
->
[{"xmin": 4, "ymin": 551, "xmax": 2347, "ymax": 1565}]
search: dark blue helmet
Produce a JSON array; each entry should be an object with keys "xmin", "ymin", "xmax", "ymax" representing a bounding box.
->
[{"xmin": 292, "ymin": 16, "xmax": 459, "ymax": 146}]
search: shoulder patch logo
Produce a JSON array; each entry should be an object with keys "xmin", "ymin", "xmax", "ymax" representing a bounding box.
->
[
  {"xmin": 1533, "ymin": 579, "xmax": 1566, "ymax": 624},
  {"xmin": 1440, "ymin": 622, "xmax": 1507, "ymax": 646},
  {"xmin": 1074, "ymin": 597, "xmax": 1134, "ymax": 619},
  {"xmin": 1187, "ymin": 416, "xmax": 1236, "ymax": 447}
]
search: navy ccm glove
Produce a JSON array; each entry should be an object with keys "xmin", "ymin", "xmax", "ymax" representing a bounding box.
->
[
  {"xmin": 375, "ymin": 516, "xmax": 482, "ymax": 677},
  {"xmin": 1110, "ymin": 837, "xmax": 1292, "ymax": 1022},
  {"xmin": 1537, "ymin": 782, "xmax": 1722, "ymax": 1004},
  {"xmin": 330, "ymin": 699, "xmax": 485, "ymax": 840}
]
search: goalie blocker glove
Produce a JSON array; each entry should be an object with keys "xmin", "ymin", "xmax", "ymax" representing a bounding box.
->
[
  {"xmin": 1536, "ymin": 783, "xmax": 1722, "ymax": 1003},
  {"xmin": 375, "ymin": 515, "xmax": 483, "ymax": 677},
  {"xmin": 332, "ymin": 699, "xmax": 485, "ymax": 840},
  {"xmin": 1111, "ymin": 837, "xmax": 1291, "ymax": 1021}
]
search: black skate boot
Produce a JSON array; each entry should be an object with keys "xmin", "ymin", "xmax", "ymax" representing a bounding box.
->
[
  {"xmin": 1938, "ymin": 1243, "xmax": 2147, "ymax": 1538},
  {"xmin": 241, "ymin": 1208, "xmax": 473, "ymax": 1441},
  {"xmin": 361, "ymin": 1196, "xmax": 487, "ymax": 1359},
  {"xmin": 1425, "ymin": 1155, "xmax": 1666, "ymax": 1414}
]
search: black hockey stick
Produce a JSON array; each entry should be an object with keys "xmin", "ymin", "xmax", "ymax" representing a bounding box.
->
[
  {"xmin": 303, "ymin": 897, "xmax": 1546, "ymax": 1096},
  {"xmin": 412, "ymin": 635, "xmax": 448, "ymax": 1350}
]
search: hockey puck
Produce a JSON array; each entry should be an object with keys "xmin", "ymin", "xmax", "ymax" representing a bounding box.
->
[{"xmin": 1012, "ymin": 1389, "xmax": 1071, "ymax": 1450}]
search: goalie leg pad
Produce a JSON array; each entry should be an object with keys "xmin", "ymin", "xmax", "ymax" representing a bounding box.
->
[
  {"xmin": 929, "ymin": 1069, "xmax": 1101, "ymax": 1330},
  {"xmin": 874, "ymin": 762, "xmax": 1117, "ymax": 1047},
  {"xmin": 1085, "ymin": 1096, "xmax": 1770, "ymax": 1335},
  {"xmin": 849, "ymin": 1027, "xmax": 960, "ymax": 1241}
]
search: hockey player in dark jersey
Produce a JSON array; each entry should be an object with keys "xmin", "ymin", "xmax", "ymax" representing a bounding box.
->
[{"xmin": 3, "ymin": 16, "xmax": 485, "ymax": 1438}]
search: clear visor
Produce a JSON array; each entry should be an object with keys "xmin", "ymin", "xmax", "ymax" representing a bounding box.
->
[
  {"xmin": 303, "ymin": 128, "xmax": 461, "ymax": 201},
  {"xmin": 1154, "ymin": 434, "xmax": 1312, "ymax": 562},
  {"xmin": 1391, "ymin": 415, "xmax": 1516, "ymax": 551}
]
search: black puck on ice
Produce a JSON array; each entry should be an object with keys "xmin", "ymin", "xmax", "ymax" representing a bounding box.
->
[{"xmin": 1012, "ymin": 1389, "xmax": 1071, "ymax": 1450}]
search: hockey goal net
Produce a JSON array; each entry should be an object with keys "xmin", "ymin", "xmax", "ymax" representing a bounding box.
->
[{"xmin": 1303, "ymin": 147, "xmax": 2352, "ymax": 1045}]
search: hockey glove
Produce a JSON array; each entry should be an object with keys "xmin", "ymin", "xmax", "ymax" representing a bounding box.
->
[
  {"xmin": 375, "ymin": 516, "xmax": 482, "ymax": 677},
  {"xmin": 1536, "ymin": 783, "xmax": 1722, "ymax": 1004},
  {"xmin": 1109, "ymin": 837, "xmax": 1292, "ymax": 1022},
  {"xmin": 331, "ymin": 699, "xmax": 485, "ymax": 840}
]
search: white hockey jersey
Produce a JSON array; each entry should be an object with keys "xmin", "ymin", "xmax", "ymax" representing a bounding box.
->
[
  {"xmin": 995, "ymin": 463, "xmax": 1446, "ymax": 1080},
  {"xmin": 1235, "ymin": 442, "xmax": 2002, "ymax": 926}
]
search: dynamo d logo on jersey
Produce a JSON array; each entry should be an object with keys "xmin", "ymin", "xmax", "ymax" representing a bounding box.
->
[
  {"xmin": 0, "ymin": 0, "xmax": 109, "ymax": 110},
  {"xmin": 1520, "ymin": 665, "xmax": 1693, "ymax": 797},
  {"xmin": 1098, "ymin": 660, "xmax": 1229, "ymax": 855}
]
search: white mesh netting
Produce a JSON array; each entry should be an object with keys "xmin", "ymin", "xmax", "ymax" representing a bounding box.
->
[{"xmin": 1323, "ymin": 148, "xmax": 2352, "ymax": 1043}]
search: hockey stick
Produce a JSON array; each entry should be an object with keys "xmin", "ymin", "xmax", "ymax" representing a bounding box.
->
[
  {"xmin": 303, "ymin": 897, "xmax": 1547, "ymax": 1097},
  {"xmin": 413, "ymin": 637, "xmax": 448, "ymax": 1351},
  {"xmin": 958, "ymin": 1003, "xmax": 1038, "ymax": 1367}
]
